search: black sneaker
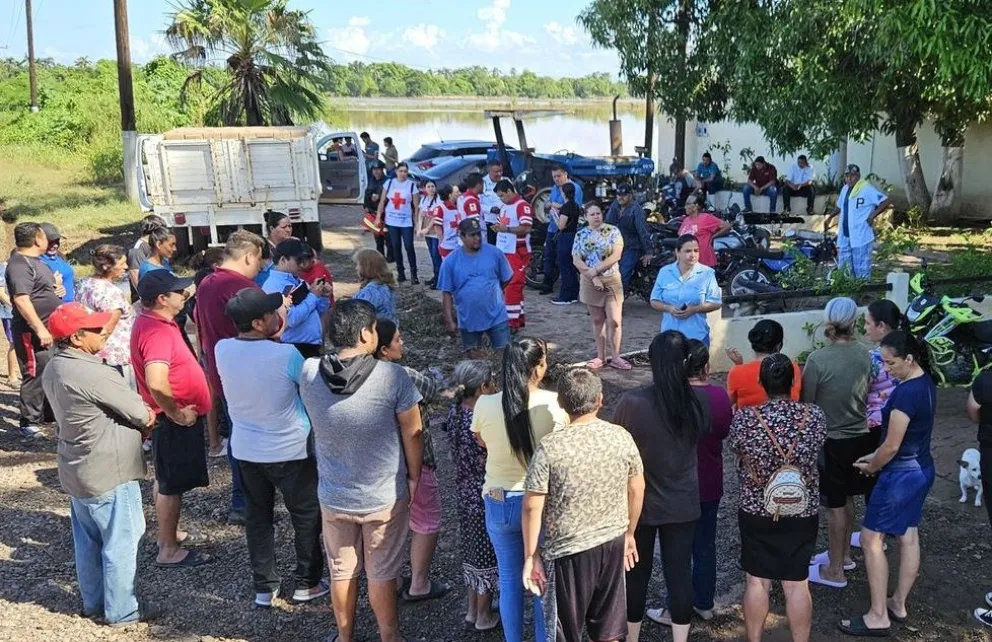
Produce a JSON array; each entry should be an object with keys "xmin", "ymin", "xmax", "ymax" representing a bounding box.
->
[
  {"xmin": 397, "ymin": 275, "xmax": 407, "ymax": 283},
  {"xmin": 975, "ymin": 607, "xmax": 992, "ymax": 628},
  {"xmin": 411, "ymin": 277, "xmax": 420, "ymax": 285}
]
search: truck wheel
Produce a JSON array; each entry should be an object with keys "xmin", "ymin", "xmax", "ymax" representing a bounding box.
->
[
  {"xmin": 304, "ymin": 222, "xmax": 324, "ymax": 251},
  {"xmin": 530, "ymin": 188, "xmax": 553, "ymax": 225},
  {"xmin": 173, "ymin": 227, "xmax": 191, "ymax": 261}
]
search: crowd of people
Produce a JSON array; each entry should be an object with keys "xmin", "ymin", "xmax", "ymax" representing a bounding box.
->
[{"xmin": 2, "ymin": 160, "xmax": 987, "ymax": 642}]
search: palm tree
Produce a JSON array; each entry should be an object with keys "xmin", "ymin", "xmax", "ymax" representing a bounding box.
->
[{"xmin": 165, "ymin": 0, "xmax": 331, "ymax": 126}]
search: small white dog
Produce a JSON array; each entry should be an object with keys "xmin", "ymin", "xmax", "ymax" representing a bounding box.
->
[{"xmin": 959, "ymin": 448, "xmax": 983, "ymax": 507}]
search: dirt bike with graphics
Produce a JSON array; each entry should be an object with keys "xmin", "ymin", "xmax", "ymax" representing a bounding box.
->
[{"xmin": 906, "ymin": 272, "xmax": 992, "ymax": 386}]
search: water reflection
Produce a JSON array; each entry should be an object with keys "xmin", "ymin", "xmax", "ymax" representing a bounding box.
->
[{"xmin": 337, "ymin": 103, "xmax": 650, "ymax": 159}]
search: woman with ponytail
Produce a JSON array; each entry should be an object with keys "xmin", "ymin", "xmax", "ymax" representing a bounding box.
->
[
  {"xmin": 442, "ymin": 360, "xmax": 500, "ymax": 631},
  {"xmin": 864, "ymin": 299, "xmax": 911, "ymax": 431},
  {"xmin": 471, "ymin": 338, "xmax": 566, "ymax": 642},
  {"xmin": 839, "ymin": 330, "xmax": 936, "ymax": 636},
  {"xmin": 615, "ymin": 330, "xmax": 706, "ymax": 642}
]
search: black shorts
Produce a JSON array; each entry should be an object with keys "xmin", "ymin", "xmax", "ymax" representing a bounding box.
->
[
  {"xmin": 820, "ymin": 433, "xmax": 879, "ymax": 508},
  {"xmin": 550, "ymin": 535, "xmax": 627, "ymax": 642},
  {"xmin": 739, "ymin": 510, "xmax": 819, "ymax": 581},
  {"xmin": 152, "ymin": 414, "xmax": 209, "ymax": 496}
]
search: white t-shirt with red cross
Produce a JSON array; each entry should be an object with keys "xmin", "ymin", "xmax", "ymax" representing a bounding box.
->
[
  {"xmin": 383, "ymin": 178, "xmax": 417, "ymax": 228},
  {"xmin": 433, "ymin": 200, "xmax": 467, "ymax": 251},
  {"xmin": 499, "ymin": 196, "xmax": 534, "ymax": 253},
  {"xmin": 457, "ymin": 192, "xmax": 483, "ymax": 229}
]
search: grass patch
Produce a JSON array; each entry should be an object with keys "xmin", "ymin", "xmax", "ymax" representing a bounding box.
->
[{"xmin": 0, "ymin": 145, "xmax": 144, "ymax": 275}]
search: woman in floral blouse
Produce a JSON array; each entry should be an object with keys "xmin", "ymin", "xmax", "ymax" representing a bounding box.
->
[
  {"xmin": 75, "ymin": 244, "xmax": 136, "ymax": 388},
  {"xmin": 728, "ymin": 353, "xmax": 827, "ymax": 642},
  {"xmin": 571, "ymin": 201, "xmax": 629, "ymax": 370},
  {"xmin": 442, "ymin": 360, "xmax": 500, "ymax": 631}
]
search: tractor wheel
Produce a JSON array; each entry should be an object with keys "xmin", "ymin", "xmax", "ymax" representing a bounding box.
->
[{"xmin": 530, "ymin": 187, "xmax": 553, "ymax": 225}]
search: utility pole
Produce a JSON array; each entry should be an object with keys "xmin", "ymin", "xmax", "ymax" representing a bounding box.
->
[
  {"xmin": 25, "ymin": 0, "xmax": 38, "ymax": 112},
  {"xmin": 113, "ymin": 0, "xmax": 139, "ymax": 201}
]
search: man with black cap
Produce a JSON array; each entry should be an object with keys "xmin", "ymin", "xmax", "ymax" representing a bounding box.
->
[
  {"xmin": 606, "ymin": 184, "xmax": 654, "ymax": 293},
  {"xmin": 365, "ymin": 161, "xmax": 394, "ymax": 262},
  {"xmin": 824, "ymin": 164, "xmax": 891, "ymax": 279},
  {"xmin": 261, "ymin": 238, "xmax": 333, "ymax": 358},
  {"xmin": 39, "ymin": 222, "xmax": 75, "ymax": 302},
  {"xmin": 131, "ymin": 270, "xmax": 212, "ymax": 568},
  {"xmin": 43, "ymin": 302, "xmax": 157, "ymax": 626},
  {"xmin": 215, "ymin": 288, "xmax": 327, "ymax": 607},
  {"xmin": 5, "ymin": 222, "xmax": 63, "ymax": 438},
  {"xmin": 438, "ymin": 217, "xmax": 514, "ymax": 357}
]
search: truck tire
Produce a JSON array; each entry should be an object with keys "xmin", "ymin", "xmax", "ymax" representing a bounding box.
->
[
  {"xmin": 304, "ymin": 221, "xmax": 324, "ymax": 251},
  {"xmin": 173, "ymin": 227, "xmax": 191, "ymax": 261}
]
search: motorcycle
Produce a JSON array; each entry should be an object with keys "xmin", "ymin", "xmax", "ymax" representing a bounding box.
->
[
  {"xmin": 723, "ymin": 227, "xmax": 837, "ymax": 296},
  {"xmin": 906, "ymin": 272, "xmax": 992, "ymax": 386}
]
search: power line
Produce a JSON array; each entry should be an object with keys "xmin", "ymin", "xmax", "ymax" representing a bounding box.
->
[{"xmin": 5, "ymin": 1, "xmax": 23, "ymax": 51}]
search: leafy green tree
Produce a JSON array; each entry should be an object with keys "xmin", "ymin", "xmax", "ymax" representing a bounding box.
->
[
  {"xmin": 710, "ymin": 0, "xmax": 992, "ymax": 223},
  {"xmin": 579, "ymin": 0, "xmax": 727, "ymax": 163},
  {"xmin": 165, "ymin": 0, "xmax": 332, "ymax": 126}
]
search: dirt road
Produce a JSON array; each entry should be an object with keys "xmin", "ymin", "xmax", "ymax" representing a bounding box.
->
[{"xmin": 0, "ymin": 205, "xmax": 989, "ymax": 641}]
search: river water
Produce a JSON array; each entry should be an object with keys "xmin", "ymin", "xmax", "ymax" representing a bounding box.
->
[{"xmin": 335, "ymin": 102, "xmax": 653, "ymax": 160}]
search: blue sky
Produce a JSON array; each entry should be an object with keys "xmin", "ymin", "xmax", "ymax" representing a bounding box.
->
[{"xmin": 0, "ymin": 0, "xmax": 621, "ymax": 78}]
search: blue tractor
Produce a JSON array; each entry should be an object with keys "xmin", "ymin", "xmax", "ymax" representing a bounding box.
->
[{"xmin": 483, "ymin": 109, "xmax": 656, "ymax": 225}]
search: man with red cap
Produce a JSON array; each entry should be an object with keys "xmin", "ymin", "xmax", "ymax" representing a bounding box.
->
[{"xmin": 42, "ymin": 303, "xmax": 158, "ymax": 626}]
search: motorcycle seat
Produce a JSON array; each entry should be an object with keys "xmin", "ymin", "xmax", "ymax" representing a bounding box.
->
[
  {"xmin": 962, "ymin": 320, "xmax": 992, "ymax": 344},
  {"xmin": 743, "ymin": 248, "xmax": 788, "ymax": 260}
]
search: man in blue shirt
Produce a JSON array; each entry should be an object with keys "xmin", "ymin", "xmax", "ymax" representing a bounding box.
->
[
  {"xmin": 693, "ymin": 152, "xmax": 724, "ymax": 200},
  {"xmin": 539, "ymin": 166, "xmax": 584, "ymax": 295},
  {"xmin": 261, "ymin": 239, "xmax": 332, "ymax": 358},
  {"xmin": 605, "ymin": 184, "xmax": 654, "ymax": 293},
  {"xmin": 824, "ymin": 164, "xmax": 891, "ymax": 279},
  {"xmin": 40, "ymin": 223, "xmax": 74, "ymax": 302},
  {"xmin": 439, "ymin": 218, "xmax": 513, "ymax": 358}
]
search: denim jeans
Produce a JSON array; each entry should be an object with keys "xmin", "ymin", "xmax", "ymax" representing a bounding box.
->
[
  {"xmin": 484, "ymin": 493, "xmax": 545, "ymax": 642},
  {"xmin": 541, "ymin": 233, "xmax": 558, "ymax": 289},
  {"xmin": 218, "ymin": 396, "xmax": 246, "ymax": 513},
  {"xmin": 387, "ymin": 225, "xmax": 418, "ymax": 280},
  {"xmin": 692, "ymin": 500, "xmax": 720, "ymax": 610},
  {"xmin": 460, "ymin": 321, "xmax": 511, "ymax": 352},
  {"xmin": 69, "ymin": 480, "xmax": 145, "ymax": 624},
  {"xmin": 618, "ymin": 248, "xmax": 643, "ymax": 293},
  {"xmin": 555, "ymin": 231, "xmax": 579, "ymax": 302},
  {"xmin": 425, "ymin": 236, "xmax": 442, "ymax": 279},
  {"xmin": 743, "ymin": 184, "xmax": 778, "ymax": 213}
]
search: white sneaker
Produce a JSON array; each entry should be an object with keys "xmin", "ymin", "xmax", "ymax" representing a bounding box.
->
[
  {"xmin": 810, "ymin": 550, "xmax": 856, "ymax": 571},
  {"xmin": 975, "ymin": 607, "xmax": 992, "ymax": 628},
  {"xmin": 255, "ymin": 588, "xmax": 279, "ymax": 608},
  {"xmin": 293, "ymin": 579, "xmax": 330, "ymax": 602},
  {"xmin": 694, "ymin": 606, "xmax": 714, "ymax": 621},
  {"xmin": 208, "ymin": 437, "xmax": 229, "ymax": 458},
  {"xmin": 646, "ymin": 607, "xmax": 672, "ymax": 626},
  {"xmin": 19, "ymin": 425, "xmax": 44, "ymax": 439}
]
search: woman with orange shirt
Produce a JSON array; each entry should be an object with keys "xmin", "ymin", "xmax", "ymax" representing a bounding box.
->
[{"xmin": 726, "ymin": 319, "xmax": 802, "ymax": 408}]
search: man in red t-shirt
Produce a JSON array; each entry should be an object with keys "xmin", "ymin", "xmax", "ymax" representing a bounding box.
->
[
  {"xmin": 193, "ymin": 231, "xmax": 268, "ymax": 524},
  {"xmin": 743, "ymin": 155, "xmax": 779, "ymax": 213},
  {"xmin": 131, "ymin": 270, "xmax": 213, "ymax": 568}
]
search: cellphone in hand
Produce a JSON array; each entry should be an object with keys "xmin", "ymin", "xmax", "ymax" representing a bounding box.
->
[{"xmin": 282, "ymin": 285, "xmax": 293, "ymax": 296}]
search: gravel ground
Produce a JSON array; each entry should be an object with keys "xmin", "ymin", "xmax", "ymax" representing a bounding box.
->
[{"xmin": 1, "ymin": 208, "xmax": 990, "ymax": 641}]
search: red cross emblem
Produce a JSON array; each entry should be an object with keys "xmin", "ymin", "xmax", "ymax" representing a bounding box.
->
[
  {"xmin": 448, "ymin": 213, "xmax": 461, "ymax": 229},
  {"xmin": 389, "ymin": 191, "xmax": 407, "ymax": 210}
]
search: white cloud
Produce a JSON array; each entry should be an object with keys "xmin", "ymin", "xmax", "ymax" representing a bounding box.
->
[
  {"xmin": 468, "ymin": 0, "xmax": 534, "ymax": 53},
  {"xmin": 327, "ymin": 16, "xmax": 372, "ymax": 60},
  {"xmin": 402, "ymin": 24, "xmax": 446, "ymax": 52},
  {"xmin": 131, "ymin": 34, "xmax": 170, "ymax": 63},
  {"xmin": 544, "ymin": 21, "xmax": 580, "ymax": 46}
]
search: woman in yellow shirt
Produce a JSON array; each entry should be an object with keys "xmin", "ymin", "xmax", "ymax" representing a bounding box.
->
[{"xmin": 471, "ymin": 338, "xmax": 568, "ymax": 642}]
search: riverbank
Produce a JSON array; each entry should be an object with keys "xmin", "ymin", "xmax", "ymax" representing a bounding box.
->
[{"xmin": 334, "ymin": 95, "xmax": 643, "ymax": 113}]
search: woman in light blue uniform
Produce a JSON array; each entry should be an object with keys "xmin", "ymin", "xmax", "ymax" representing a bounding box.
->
[{"xmin": 649, "ymin": 234, "xmax": 722, "ymax": 345}]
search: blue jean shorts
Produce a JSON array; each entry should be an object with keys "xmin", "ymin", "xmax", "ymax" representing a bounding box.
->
[{"xmin": 461, "ymin": 322, "xmax": 511, "ymax": 352}]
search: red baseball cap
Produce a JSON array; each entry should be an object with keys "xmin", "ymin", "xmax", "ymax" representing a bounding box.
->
[{"xmin": 47, "ymin": 303, "xmax": 113, "ymax": 340}]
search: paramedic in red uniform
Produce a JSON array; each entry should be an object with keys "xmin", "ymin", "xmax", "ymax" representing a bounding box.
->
[{"xmin": 492, "ymin": 179, "xmax": 533, "ymax": 330}]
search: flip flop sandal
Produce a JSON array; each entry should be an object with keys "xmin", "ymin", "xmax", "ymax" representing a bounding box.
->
[
  {"xmin": 154, "ymin": 549, "xmax": 212, "ymax": 569},
  {"xmin": 609, "ymin": 357, "xmax": 633, "ymax": 371},
  {"xmin": 810, "ymin": 550, "xmax": 855, "ymax": 571},
  {"xmin": 837, "ymin": 615, "xmax": 890, "ymax": 637},
  {"xmin": 807, "ymin": 563, "xmax": 847, "ymax": 589},
  {"xmin": 586, "ymin": 358, "xmax": 605, "ymax": 369},
  {"xmin": 474, "ymin": 613, "xmax": 502, "ymax": 632},
  {"xmin": 886, "ymin": 605, "xmax": 907, "ymax": 624},
  {"xmin": 402, "ymin": 580, "xmax": 450, "ymax": 603}
]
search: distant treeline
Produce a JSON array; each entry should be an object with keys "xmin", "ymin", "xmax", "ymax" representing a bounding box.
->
[{"xmin": 323, "ymin": 62, "xmax": 629, "ymax": 99}]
